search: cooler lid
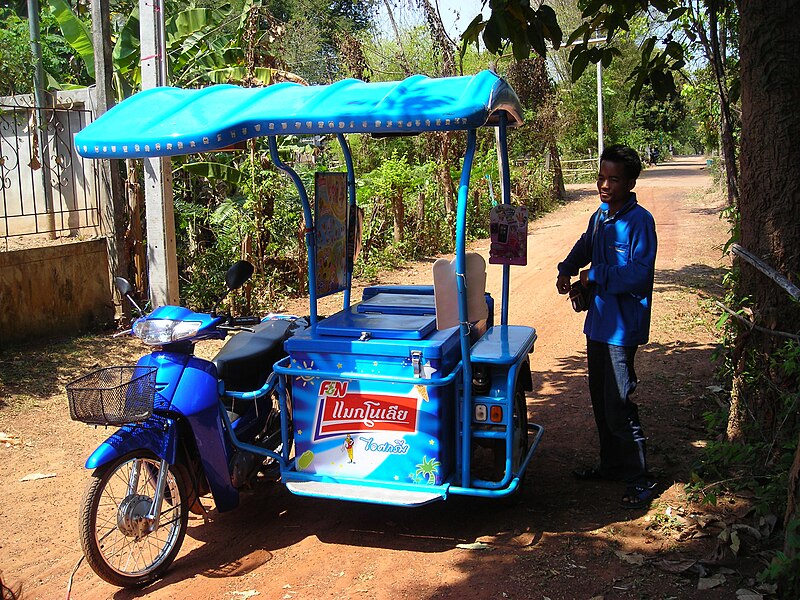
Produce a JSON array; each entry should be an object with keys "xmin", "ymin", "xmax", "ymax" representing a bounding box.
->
[
  {"xmin": 316, "ymin": 309, "xmax": 436, "ymax": 340},
  {"xmin": 285, "ymin": 321, "xmax": 460, "ymax": 361},
  {"xmin": 356, "ymin": 293, "xmax": 436, "ymax": 316}
]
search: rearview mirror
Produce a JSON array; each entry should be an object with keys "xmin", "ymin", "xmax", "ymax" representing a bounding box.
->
[
  {"xmin": 225, "ymin": 260, "xmax": 255, "ymax": 291},
  {"xmin": 114, "ymin": 277, "xmax": 133, "ymax": 296}
]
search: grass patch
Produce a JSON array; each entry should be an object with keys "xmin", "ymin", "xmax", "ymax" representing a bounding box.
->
[{"xmin": 0, "ymin": 332, "xmax": 144, "ymax": 415}]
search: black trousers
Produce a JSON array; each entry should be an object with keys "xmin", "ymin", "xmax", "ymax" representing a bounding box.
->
[{"xmin": 586, "ymin": 338, "xmax": 649, "ymax": 483}]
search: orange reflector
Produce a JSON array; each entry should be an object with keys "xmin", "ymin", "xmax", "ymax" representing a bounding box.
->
[{"xmin": 489, "ymin": 405, "xmax": 503, "ymax": 423}]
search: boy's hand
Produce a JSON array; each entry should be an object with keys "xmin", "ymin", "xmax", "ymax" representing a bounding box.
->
[
  {"xmin": 580, "ymin": 269, "xmax": 590, "ymax": 286},
  {"xmin": 556, "ymin": 274, "xmax": 571, "ymax": 294}
]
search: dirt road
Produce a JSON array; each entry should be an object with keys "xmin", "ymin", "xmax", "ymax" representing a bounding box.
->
[{"xmin": 2, "ymin": 156, "xmax": 750, "ymax": 599}]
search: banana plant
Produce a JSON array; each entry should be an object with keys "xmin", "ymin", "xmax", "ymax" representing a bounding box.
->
[{"xmin": 45, "ymin": 0, "xmax": 278, "ymax": 100}]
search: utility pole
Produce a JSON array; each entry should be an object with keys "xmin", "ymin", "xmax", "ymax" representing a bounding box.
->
[
  {"xmin": 139, "ymin": 0, "xmax": 179, "ymax": 307},
  {"xmin": 91, "ymin": 0, "xmax": 128, "ymax": 315},
  {"xmin": 597, "ymin": 61, "xmax": 604, "ymax": 160},
  {"xmin": 27, "ymin": 0, "xmax": 55, "ymax": 238},
  {"xmin": 561, "ymin": 37, "xmax": 607, "ymax": 163}
]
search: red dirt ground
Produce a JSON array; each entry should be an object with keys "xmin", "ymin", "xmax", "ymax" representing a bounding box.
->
[{"xmin": 2, "ymin": 156, "xmax": 771, "ymax": 600}]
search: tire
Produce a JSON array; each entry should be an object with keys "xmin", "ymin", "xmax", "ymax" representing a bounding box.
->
[
  {"xmin": 496, "ymin": 380, "xmax": 530, "ymax": 506},
  {"xmin": 79, "ymin": 452, "xmax": 189, "ymax": 587},
  {"xmin": 510, "ymin": 380, "xmax": 530, "ymax": 481},
  {"xmin": 260, "ymin": 388, "xmax": 294, "ymax": 470}
]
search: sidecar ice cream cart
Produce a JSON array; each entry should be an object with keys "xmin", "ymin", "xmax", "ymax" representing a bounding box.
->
[{"xmin": 74, "ymin": 69, "xmax": 543, "ymax": 507}]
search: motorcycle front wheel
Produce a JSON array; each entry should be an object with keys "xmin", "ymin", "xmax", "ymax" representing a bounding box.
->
[{"xmin": 79, "ymin": 452, "xmax": 190, "ymax": 587}]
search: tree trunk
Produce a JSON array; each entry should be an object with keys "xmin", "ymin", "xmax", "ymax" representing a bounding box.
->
[
  {"xmin": 416, "ymin": 190, "xmax": 426, "ymax": 247},
  {"xmin": 786, "ymin": 431, "xmax": 800, "ymax": 533},
  {"xmin": 738, "ymin": 2, "xmax": 800, "ymax": 586},
  {"xmin": 392, "ymin": 189, "xmax": 404, "ymax": 244},
  {"xmin": 437, "ymin": 132, "xmax": 457, "ymax": 241},
  {"xmin": 125, "ymin": 161, "xmax": 147, "ymax": 295},
  {"xmin": 550, "ymin": 143, "xmax": 566, "ymax": 202},
  {"xmin": 692, "ymin": 0, "xmax": 739, "ymax": 206}
]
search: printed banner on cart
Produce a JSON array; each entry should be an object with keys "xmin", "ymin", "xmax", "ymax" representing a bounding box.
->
[{"xmin": 314, "ymin": 172, "xmax": 348, "ymax": 297}]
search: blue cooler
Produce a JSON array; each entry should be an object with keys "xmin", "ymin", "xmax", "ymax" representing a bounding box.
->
[{"xmin": 286, "ymin": 307, "xmax": 460, "ymax": 487}]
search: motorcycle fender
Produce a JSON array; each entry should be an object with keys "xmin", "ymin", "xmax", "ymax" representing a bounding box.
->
[
  {"xmin": 85, "ymin": 415, "xmax": 178, "ymax": 470},
  {"xmin": 176, "ymin": 361, "xmax": 240, "ymax": 512}
]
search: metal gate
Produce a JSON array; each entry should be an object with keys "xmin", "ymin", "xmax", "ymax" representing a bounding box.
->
[{"xmin": 1, "ymin": 96, "xmax": 102, "ymax": 250}]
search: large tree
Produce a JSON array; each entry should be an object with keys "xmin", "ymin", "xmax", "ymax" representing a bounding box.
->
[{"xmin": 737, "ymin": 4, "xmax": 800, "ymax": 591}]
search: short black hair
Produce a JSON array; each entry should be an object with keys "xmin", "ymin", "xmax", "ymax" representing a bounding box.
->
[{"xmin": 600, "ymin": 144, "xmax": 642, "ymax": 180}]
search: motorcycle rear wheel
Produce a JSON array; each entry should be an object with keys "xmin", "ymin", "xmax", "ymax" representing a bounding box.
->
[{"xmin": 79, "ymin": 452, "xmax": 189, "ymax": 587}]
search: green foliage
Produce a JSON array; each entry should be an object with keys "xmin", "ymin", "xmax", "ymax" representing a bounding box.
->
[
  {"xmin": 0, "ymin": 9, "xmax": 90, "ymax": 94},
  {"xmin": 758, "ymin": 519, "xmax": 800, "ymax": 597},
  {"xmin": 46, "ymin": 0, "xmax": 94, "ymax": 78},
  {"xmin": 461, "ymin": 1, "xmax": 562, "ymax": 61},
  {"xmin": 691, "ymin": 217, "xmax": 799, "ymax": 519},
  {"xmin": 0, "ymin": 15, "xmax": 34, "ymax": 95}
]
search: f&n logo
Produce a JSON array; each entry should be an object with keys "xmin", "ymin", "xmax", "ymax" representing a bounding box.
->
[{"xmin": 320, "ymin": 380, "xmax": 349, "ymax": 398}]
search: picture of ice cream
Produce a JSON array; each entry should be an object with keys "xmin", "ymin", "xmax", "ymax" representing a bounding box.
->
[{"xmin": 297, "ymin": 450, "xmax": 315, "ymax": 470}]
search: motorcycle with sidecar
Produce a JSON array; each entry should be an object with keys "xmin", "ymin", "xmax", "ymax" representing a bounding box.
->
[{"xmin": 70, "ymin": 69, "xmax": 543, "ymax": 587}]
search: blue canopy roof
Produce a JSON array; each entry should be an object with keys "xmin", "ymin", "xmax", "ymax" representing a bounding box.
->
[{"xmin": 74, "ymin": 70, "xmax": 523, "ymax": 159}]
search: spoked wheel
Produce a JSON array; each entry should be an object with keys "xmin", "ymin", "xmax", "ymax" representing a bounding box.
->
[{"xmin": 79, "ymin": 452, "xmax": 189, "ymax": 587}]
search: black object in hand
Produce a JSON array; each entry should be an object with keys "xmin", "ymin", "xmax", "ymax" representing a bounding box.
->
[{"xmin": 569, "ymin": 281, "xmax": 592, "ymax": 312}]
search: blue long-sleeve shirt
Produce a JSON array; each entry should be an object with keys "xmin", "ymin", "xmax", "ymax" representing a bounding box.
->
[{"xmin": 557, "ymin": 193, "xmax": 657, "ymax": 346}]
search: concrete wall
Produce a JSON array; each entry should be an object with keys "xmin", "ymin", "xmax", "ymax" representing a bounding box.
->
[{"xmin": 0, "ymin": 239, "xmax": 114, "ymax": 347}]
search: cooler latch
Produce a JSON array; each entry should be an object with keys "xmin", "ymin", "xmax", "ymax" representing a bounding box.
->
[{"xmin": 411, "ymin": 350, "xmax": 423, "ymax": 378}]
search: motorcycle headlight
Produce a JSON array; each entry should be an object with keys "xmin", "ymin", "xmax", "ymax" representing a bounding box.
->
[{"xmin": 133, "ymin": 319, "xmax": 202, "ymax": 345}]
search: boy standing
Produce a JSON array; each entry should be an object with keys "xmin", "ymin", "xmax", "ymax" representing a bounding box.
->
[{"xmin": 556, "ymin": 145, "xmax": 658, "ymax": 508}]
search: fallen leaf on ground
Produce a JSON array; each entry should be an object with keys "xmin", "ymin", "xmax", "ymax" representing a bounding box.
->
[
  {"xmin": 456, "ymin": 542, "xmax": 493, "ymax": 551},
  {"xmin": 652, "ymin": 558, "xmax": 697, "ymax": 574},
  {"xmin": 614, "ymin": 550, "xmax": 645, "ymax": 565},
  {"xmin": 735, "ymin": 589, "xmax": 762, "ymax": 600},
  {"xmin": 20, "ymin": 473, "xmax": 56, "ymax": 482},
  {"xmin": 698, "ymin": 574, "xmax": 726, "ymax": 590},
  {"xmin": 476, "ymin": 531, "xmax": 536, "ymax": 547}
]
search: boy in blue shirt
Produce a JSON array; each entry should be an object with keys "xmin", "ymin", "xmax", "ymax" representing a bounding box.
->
[{"xmin": 556, "ymin": 145, "xmax": 658, "ymax": 509}]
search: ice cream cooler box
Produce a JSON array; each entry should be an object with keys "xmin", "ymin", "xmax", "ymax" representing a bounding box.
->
[{"xmin": 284, "ymin": 307, "xmax": 461, "ymax": 487}]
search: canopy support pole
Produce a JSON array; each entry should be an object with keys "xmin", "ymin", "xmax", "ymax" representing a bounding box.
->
[
  {"xmin": 498, "ymin": 112, "xmax": 511, "ymax": 325},
  {"xmin": 457, "ymin": 129, "xmax": 477, "ymax": 488},
  {"xmin": 268, "ymin": 137, "xmax": 318, "ymax": 325},
  {"xmin": 337, "ymin": 134, "xmax": 357, "ymax": 309}
]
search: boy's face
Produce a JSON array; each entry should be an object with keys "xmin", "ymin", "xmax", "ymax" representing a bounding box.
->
[{"xmin": 597, "ymin": 160, "xmax": 636, "ymax": 207}]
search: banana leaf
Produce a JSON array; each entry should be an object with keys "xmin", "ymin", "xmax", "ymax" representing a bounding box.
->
[{"xmin": 46, "ymin": 0, "xmax": 94, "ymax": 78}]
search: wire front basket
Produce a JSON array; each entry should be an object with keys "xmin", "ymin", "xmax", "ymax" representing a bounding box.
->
[{"xmin": 67, "ymin": 366, "xmax": 157, "ymax": 426}]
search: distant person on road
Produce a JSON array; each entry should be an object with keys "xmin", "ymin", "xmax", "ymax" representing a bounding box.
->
[{"xmin": 555, "ymin": 144, "xmax": 658, "ymax": 509}]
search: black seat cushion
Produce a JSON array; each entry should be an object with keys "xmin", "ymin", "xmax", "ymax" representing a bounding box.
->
[{"xmin": 213, "ymin": 319, "xmax": 303, "ymax": 392}]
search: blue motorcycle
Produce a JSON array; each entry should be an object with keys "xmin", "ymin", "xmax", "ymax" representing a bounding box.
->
[{"xmin": 67, "ymin": 261, "xmax": 304, "ymax": 587}]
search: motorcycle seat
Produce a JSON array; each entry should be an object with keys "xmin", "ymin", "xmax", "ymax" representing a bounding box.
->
[{"xmin": 213, "ymin": 319, "xmax": 302, "ymax": 392}]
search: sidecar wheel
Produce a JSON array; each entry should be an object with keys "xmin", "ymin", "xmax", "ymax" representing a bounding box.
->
[{"xmin": 79, "ymin": 452, "xmax": 190, "ymax": 588}]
